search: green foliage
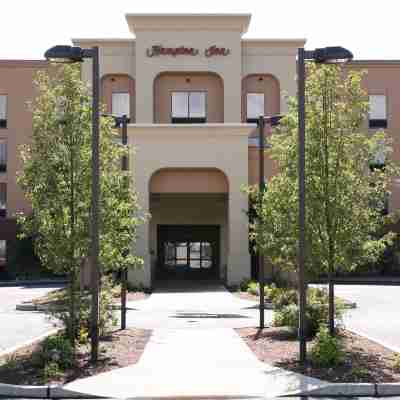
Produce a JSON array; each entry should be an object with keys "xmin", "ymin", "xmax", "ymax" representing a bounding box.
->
[
  {"xmin": 393, "ymin": 353, "xmax": 400, "ymax": 372},
  {"xmin": 266, "ymin": 285, "xmax": 298, "ymax": 309},
  {"xmin": 311, "ymin": 324, "xmax": 344, "ymax": 368},
  {"xmin": 247, "ymin": 281, "xmax": 259, "ymax": 296},
  {"xmin": 251, "ymin": 64, "xmax": 399, "ymax": 279},
  {"xmin": 41, "ymin": 334, "xmax": 74, "ymax": 370},
  {"xmin": 239, "ymin": 278, "xmax": 253, "ymax": 292},
  {"xmin": 43, "ymin": 362, "xmax": 62, "ymax": 380},
  {"xmin": 272, "ymin": 287, "xmax": 344, "ymax": 337},
  {"xmin": 79, "ymin": 275, "xmax": 118, "ymax": 336},
  {"xmin": 17, "ymin": 64, "xmax": 144, "ymax": 346}
]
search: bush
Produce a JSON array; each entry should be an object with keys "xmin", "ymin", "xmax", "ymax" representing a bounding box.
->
[
  {"xmin": 311, "ymin": 324, "xmax": 344, "ymax": 367},
  {"xmin": 393, "ymin": 353, "xmax": 400, "ymax": 372},
  {"xmin": 272, "ymin": 287, "xmax": 344, "ymax": 337},
  {"xmin": 41, "ymin": 334, "xmax": 74, "ymax": 370},
  {"xmin": 43, "ymin": 361, "xmax": 62, "ymax": 380},
  {"xmin": 239, "ymin": 278, "xmax": 252, "ymax": 292},
  {"xmin": 247, "ymin": 281, "xmax": 259, "ymax": 296}
]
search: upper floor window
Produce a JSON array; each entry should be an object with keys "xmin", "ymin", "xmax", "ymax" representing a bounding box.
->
[
  {"xmin": 0, "ymin": 95, "xmax": 7, "ymax": 128},
  {"xmin": 171, "ymin": 91, "xmax": 206, "ymax": 123},
  {"xmin": 246, "ymin": 93, "xmax": 265, "ymax": 123},
  {"xmin": 0, "ymin": 140, "xmax": 7, "ymax": 172},
  {"xmin": 112, "ymin": 92, "xmax": 130, "ymax": 118},
  {"xmin": 369, "ymin": 95, "xmax": 387, "ymax": 129},
  {"xmin": 0, "ymin": 183, "xmax": 6, "ymax": 218}
]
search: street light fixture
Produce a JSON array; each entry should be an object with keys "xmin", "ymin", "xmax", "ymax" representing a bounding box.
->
[
  {"xmin": 297, "ymin": 45, "xmax": 353, "ymax": 363},
  {"xmin": 257, "ymin": 114, "xmax": 283, "ymax": 328},
  {"xmin": 45, "ymin": 44, "xmax": 101, "ymax": 363}
]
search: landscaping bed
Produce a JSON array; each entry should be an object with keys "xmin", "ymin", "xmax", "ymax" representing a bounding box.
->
[
  {"xmin": 0, "ymin": 328, "xmax": 151, "ymax": 385},
  {"xmin": 29, "ymin": 286, "xmax": 150, "ymax": 307},
  {"xmin": 237, "ymin": 327, "xmax": 400, "ymax": 383}
]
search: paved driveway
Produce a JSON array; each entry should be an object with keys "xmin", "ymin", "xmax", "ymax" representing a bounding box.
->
[
  {"xmin": 126, "ymin": 282, "xmax": 273, "ymax": 329},
  {"xmin": 335, "ymin": 285, "xmax": 400, "ymax": 352},
  {"xmin": 0, "ymin": 284, "xmax": 62, "ymax": 353}
]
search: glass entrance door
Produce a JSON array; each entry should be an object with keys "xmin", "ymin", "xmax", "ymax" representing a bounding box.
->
[{"xmin": 158, "ymin": 225, "xmax": 220, "ymax": 279}]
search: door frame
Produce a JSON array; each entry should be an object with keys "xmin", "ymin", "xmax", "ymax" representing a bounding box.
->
[{"xmin": 157, "ymin": 224, "xmax": 220, "ymax": 280}]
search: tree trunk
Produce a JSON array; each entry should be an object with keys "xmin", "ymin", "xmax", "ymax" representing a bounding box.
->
[{"xmin": 328, "ymin": 268, "xmax": 335, "ymax": 336}]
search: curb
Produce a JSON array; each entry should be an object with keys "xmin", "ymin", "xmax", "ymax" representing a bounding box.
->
[
  {"xmin": 0, "ymin": 383, "xmax": 106, "ymax": 398},
  {"xmin": 0, "ymin": 328, "xmax": 61, "ymax": 360},
  {"xmin": 282, "ymin": 382, "xmax": 400, "ymax": 397},
  {"xmin": 0, "ymin": 279, "xmax": 67, "ymax": 287}
]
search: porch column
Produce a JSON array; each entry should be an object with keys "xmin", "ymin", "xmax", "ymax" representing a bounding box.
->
[{"xmin": 227, "ymin": 189, "xmax": 250, "ymax": 285}]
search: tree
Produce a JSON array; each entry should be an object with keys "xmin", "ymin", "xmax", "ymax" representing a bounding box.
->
[
  {"xmin": 253, "ymin": 63, "xmax": 399, "ymax": 335},
  {"xmin": 17, "ymin": 64, "xmax": 143, "ymax": 350}
]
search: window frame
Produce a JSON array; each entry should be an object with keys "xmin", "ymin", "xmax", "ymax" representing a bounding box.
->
[
  {"xmin": 369, "ymin": 94, "xmax": 388, "ymax": 129},
  {"xmin": 0, "ymin": 183, "xmax": 6, "ymax": 218},
  {"xmin": 111, "ymin": 91, "xmax": 131, "ymax": 119},
  {"xmin": 246, "ymin": 92, "xmax": 265, "ymax": 123},
  {"xmin": 0, "ymin": 95, "xmax": 7, "ymax": 129},
  {"xmin": 0, "ymin": 139, "xmax": 7, "ymax": 173},
  {"xmin": 170, "ymin": 91, "xmax": 207, "ymax": 124}
]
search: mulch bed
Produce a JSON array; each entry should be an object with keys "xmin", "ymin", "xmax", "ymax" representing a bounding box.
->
[
  {"xmin": 234, "ymin": 291, "xmax": 259, "ymax": 302},
  {"xmin": 237, "ymin": 327, "xmax": 400, "ymax": 383},
  {"xmin": 0, "ymin": 328, "xmax": 151, "ymax": 385}
]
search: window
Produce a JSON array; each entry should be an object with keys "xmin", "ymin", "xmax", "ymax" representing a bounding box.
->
[
  {"xmin": 112, "ymin": 92, "xmax": 130, "ymax": 118},
  {"xmin": 369, "ymin": 95, "xmax": 387, "ymax": 128},
  {"xmin": 0, "ymin": 183, "xmax": 6, "ymax": 217},
  {"xmin": 171, "ymin": 92, "xmax": 206, "ymax": 123},
  {"xmin": 0, "ymin": 95, "xmax": 7, "ymax": 128},
  {"xmin": 0, "ymin": 140, "xmax": 7, "ymax": 172},
  {"xmin": 246, "ymin": 93, "xmax": 265, "ymax": 123}
]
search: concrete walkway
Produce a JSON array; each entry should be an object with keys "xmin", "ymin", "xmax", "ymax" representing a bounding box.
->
[{"xmin": 65, "ymin": 283, "xmax": 324, "ymax": 398}]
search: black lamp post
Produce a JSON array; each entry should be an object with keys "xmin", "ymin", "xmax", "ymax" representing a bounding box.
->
[
  {"xmin": 297, "ymin": 46, "xmax": 353, "ymax": 363},
  {"xmin": 45, "ymin": 45, "xmax": 101, "ymax": 363},
  {"xmin": 103, "ymin": 113, "xmax": 130, "ymax": 330},
  {"xmin": 257, "ymin": 114, "xmax": 283, "ymax": 329}
]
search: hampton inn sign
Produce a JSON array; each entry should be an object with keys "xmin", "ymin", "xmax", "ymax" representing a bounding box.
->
[{"xmin": 146, "ymin": 45, "xmax": 231, "ymax": 57}]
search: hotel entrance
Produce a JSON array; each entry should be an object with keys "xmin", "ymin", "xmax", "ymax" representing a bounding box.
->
[{"xmin": 157, "ymin": 225, "xmax": 220, "ymax": 280}]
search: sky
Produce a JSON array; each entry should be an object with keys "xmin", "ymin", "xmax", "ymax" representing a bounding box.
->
[{"xmin": 1, "ymin": 0, "xmax": 398, "ymax": 60}]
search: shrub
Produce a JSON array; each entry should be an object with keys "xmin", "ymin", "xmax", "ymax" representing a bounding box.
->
[
  {"xmin": 270, "ymin": 288, "xmax": 297, "ymax": 309},
  {"xmin": 41, "ymin": 334, "xmax": 74, "ymax": 370},
  {"xmin": 247, "ymin": 281, "xmax": 259, "ymax": 296},
  {"xmin": 393, "ymin": 353, "xmax": 400, "ymax": 372},
  {"xmin": 272, "ymin": 287, "xmax": 345, "ymax": 337},
  {"xmin": 311, "ymin": 324, "xmax": 344, "ymax": 368},
  {"xmin": 239, "ymin": 278, "xmax": 252, "ymax": 292},
  {"xmin": 43, "ymin": 362, "xmax": 62, "ymax": 380}
]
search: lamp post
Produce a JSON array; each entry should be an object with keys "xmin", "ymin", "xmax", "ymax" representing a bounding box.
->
[
  {"xmin": 257, "ymin": 114, "xmax": 283, "ymax": 329},
  {"xmin": 44, "ymin": 45, "xmax": 101, "ymax": 363},
  {"xmin": 103, "ymin": 114, "xmax": 130, "ymax": 330},
  {"xmin": 297, "ymin": 46, "xmax": 353, "ymax": 363}
]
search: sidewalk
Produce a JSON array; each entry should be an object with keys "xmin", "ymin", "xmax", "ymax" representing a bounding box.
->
[{"xmin": 65, "ymin": 284, "xmax": 325, "ymax": 398}]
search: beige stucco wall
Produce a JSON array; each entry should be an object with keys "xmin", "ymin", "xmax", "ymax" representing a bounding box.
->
[
  {"xmin": 154, "ymin": 72, "xmax": 224, "ymax": 123},
  {"xmin": 150, "ymin": 168, "xmax": 228, "ymax": 193},
  {"xmin": 128, "ymin": 124, "xmax": 252, "ymax": 287},
  {"xmin": 149, "ymin": 194, "xmax": 228, "ymax": 281},
  {"xmin": 241, "ymin": 40, "xmax": 305, "ymax": 113}
]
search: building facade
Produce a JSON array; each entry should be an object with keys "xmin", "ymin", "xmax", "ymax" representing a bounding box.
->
[{"xmin": 0, "ymin": 13, "xmax": 399, "ymax": 285}]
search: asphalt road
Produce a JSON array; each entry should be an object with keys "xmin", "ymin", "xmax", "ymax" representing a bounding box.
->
[
  {"xmin": 335, "ymin": 285, "xmax": 400, "ymax": 352},
  {"xmin": 0, "ymin": 284, "xmax": 62, "ymax": 353}
]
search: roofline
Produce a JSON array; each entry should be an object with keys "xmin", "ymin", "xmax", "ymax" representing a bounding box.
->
[
  {"xmin": 349, "ymin": 60, "xmax": 400, "ymax": 65},
  {"xmin": 125, "ymin": 13, "xmax": 252, "ymax": 18},
  {"xmin": 71, "ymin": 38, "xmax": 135, "ymax": 44},
  {"xmin": 0, "ymin": 59, "xmax": 48, "ymax": 67}
]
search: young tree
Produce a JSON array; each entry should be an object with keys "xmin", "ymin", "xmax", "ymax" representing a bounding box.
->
[
  {"xmin": 17, "ymin": 64, "xmax": 143, "ymax": 349},
  {"xmin": 253, "ymin": 63, "xmax": 399, "ymax": 334}
]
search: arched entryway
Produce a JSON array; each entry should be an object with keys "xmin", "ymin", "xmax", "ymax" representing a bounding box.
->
[{"xmin": 149, "ymin": 168, "xmax": 229, "ymax": 282}]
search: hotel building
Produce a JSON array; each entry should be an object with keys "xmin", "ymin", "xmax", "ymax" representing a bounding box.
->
[{"xmin": 0, "ymin": 14, "xmax": 399, "ymax": 286}]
